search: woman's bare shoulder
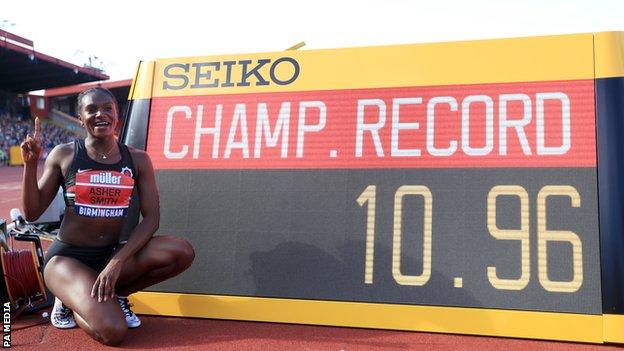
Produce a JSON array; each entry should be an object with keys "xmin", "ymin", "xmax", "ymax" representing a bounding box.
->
[
  {"xmin": 127, "ymin": 146, "xmax": 153, "ymax": 174},
  {"xmin": 127, "ymin": 146, "xmax": 149, "ymax": 162},
  {"xmin": 47, "ymin": 142, "xmax": 75, "ymax": 163}
]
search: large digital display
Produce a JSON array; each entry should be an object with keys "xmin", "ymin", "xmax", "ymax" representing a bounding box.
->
[{"xmin": 147, "ymin": 80, "xmax": 600, "ymax": 315}]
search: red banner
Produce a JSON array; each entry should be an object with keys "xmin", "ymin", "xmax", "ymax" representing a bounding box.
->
[{"xmin": 146, "ymin": 80, "xmax": 596, "ymax": 170}]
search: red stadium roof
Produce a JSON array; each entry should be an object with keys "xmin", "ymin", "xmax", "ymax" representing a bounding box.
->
[
  {"xmin": 0, "ymin": 29, "xmax": 109, "ymax": 93},
  {"xmin": 43, "ymin": 78, "xmax": 132, "ymax": 97}
]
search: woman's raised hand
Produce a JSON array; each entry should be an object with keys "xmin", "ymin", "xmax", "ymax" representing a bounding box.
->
[{"xmin": 20, "ymin": 117, "xmax": 42, "ymax": 165}]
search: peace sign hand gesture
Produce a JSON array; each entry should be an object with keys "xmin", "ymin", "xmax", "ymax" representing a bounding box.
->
[{"xmin": 20, "ymin": 117, "xmax": 42, "ymax": 165}]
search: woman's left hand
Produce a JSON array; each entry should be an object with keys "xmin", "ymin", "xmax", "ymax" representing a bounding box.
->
[{"xmin": 91, "ymin": 259, "xmax": 123, "ymax": 302}]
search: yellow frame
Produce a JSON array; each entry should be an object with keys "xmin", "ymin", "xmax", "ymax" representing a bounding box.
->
[{"xmin": 130, "ymin": 291, "xmax": 616, "ymax": 343}]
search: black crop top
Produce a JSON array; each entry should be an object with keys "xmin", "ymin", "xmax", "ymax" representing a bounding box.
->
[{"xmin": 62, "ymin": 139, "xmax": 137, "ymax": 218}]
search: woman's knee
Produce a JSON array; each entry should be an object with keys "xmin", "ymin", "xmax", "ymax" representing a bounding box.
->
[
  {"xmin": 179, "ymin": 238, "xmax": 195, "ymax": 268},
  {"xmin": 91, "ymin": 317, "xmax": 127, "ymax": 346},
  {"xmin": 163, "ymin": 236, "xmax": 195, "ymax": 268}
]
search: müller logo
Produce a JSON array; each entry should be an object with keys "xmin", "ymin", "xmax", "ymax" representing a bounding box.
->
[
  {"xmin": 162, "ymin": 57, "xmax": 301, "ymax": 90},
  {"xmin": 89, "ymin": 172, "xmax": 122, "ymax": 185}
]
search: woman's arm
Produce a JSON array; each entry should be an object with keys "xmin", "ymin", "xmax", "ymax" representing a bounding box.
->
[
  {"xmin": 92, "ymin": 149, "xmax": 160, "ymax": 301},
  {"xmin": 109, "ymin": 150, "xmax": 160, "ymax": 263},
  {"xmin": 21, "ymin": 119, "xmax": 64, "ymax": 221}
]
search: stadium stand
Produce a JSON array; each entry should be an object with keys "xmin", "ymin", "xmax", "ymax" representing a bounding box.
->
[
  {"xmin": 0, "ymin": 112, "xmax": 79, "ymax": 165},
  {"xmin": 0, "ymin": 29, "xmax": 110, "ymax": 166}
]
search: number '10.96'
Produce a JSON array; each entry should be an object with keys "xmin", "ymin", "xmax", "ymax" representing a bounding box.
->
[{"xmin": 357, "ymin": 185, "xmax": 583, "ymax": 292}]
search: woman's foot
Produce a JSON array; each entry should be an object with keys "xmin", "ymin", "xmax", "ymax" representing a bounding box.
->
[
  {"xmin": 51, "ymin": 297, "xmax": 76, "ymax": 329},
  {"xmin": 118, "ymin": 296, "xmax": 141, "ymax": 328}
]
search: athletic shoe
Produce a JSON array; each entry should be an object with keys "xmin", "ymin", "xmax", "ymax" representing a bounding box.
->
[
  {"xmin": 118, "ymin": 296, "xmax": 141, "ymax": 328},
  {"xmin": 51, "ymin": 297, "xmax": 76, "ymax": 329}
]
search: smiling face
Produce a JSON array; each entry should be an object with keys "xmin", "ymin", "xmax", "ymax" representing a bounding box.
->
[{"xmin": 78, "ymin": 89, "xmax": 119, "ymax": 139}]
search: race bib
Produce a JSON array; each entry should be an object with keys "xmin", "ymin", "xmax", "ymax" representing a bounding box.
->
[{"xmin": 74, "ymin": 170, "xmax": 135, "ymax": 218}]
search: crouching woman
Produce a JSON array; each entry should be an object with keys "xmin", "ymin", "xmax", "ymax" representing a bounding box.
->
[{"xmin": 21, "ymin": 87, "xmax": 195, "ymax": 345}]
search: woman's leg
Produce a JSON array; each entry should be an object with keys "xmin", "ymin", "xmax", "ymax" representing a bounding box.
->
[
  {"xmin": 115, "ymin": 235, "xmax": 195, "ymax": 296},
  {"xmin": 44, "ymin": 256, "xmax": 127, "ymax": 346}
]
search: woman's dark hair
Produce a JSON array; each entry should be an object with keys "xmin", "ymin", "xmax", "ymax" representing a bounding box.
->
[{"xmin": 76, "ymin": 87, "xmax": 118, "ymax": 113}]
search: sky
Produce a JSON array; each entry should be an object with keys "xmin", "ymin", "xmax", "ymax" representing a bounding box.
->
[{"xmin": 2, "ymin": 0, "xmax": 624, "ymax": 80}]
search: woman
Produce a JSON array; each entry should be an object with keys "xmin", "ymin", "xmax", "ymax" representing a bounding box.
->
[{"xmin": 21, "ymin": 87, "xmax": 195, "ymax": 346}]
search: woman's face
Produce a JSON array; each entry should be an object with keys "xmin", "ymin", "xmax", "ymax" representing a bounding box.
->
[{"xmin": 79, "ymin": 91, "xmax": 118, "ymax": 138}]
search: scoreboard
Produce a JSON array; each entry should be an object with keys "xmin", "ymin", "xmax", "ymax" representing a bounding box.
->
[{"xmin": 121, "ymin": 32, "xmax": 624, "ymax": 343}]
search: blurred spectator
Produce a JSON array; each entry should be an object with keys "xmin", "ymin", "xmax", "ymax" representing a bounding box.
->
[
  {"xmin": 0, "ymin": 112, "xmax": 79, "ymax": 166},
  {"xmin": 0, "ymin": 148, "xmax": 7, "ymax": 166}
]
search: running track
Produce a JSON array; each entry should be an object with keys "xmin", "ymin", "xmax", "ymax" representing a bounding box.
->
[{"xmin": 1, "ymin": 165, "xmax": 619, "ymax": 350}]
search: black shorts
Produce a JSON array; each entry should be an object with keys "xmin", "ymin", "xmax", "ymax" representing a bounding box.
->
[{"xmin": 44, "ymin": 238, "xmax": 116, "ymax": 273}]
